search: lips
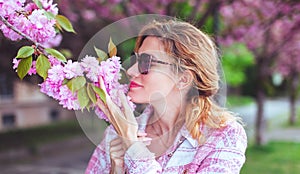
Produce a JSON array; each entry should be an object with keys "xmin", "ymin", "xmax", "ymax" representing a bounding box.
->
[{"xmin": 129, "ymin": 81, "xmax": 143, "ymax": 88}]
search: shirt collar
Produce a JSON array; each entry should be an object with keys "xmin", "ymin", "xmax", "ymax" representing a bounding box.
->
[{"xmin": 179, "ymin": 125, "xmax": 199, "ymax": 148}]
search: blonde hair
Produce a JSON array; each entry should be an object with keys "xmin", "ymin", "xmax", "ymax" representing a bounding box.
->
[{"xmin": 135, "ymin": 20, "xmax": 239, "ymax": 143}]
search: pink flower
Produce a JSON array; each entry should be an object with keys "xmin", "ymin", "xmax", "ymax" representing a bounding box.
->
[
  {"xmin": 48, "ymin": 64, "xmax": 65, "ymax": 82},
  {"xmin": 48, "ymin": 55, "xmax": 61, "ymax": 66},
  {"xmin": 12, "ymin": 58, "xmax": 20, "ymax": 70},
  {"xmin": 40, "ymin": 0, "xmax": 58, "ymax": 15},
  {"xmin": 28, "ymin": 61, "xmax": 37, "ymax": 75},
  {"xmin": 64, "ymin": 60, "xmax": 84, "ymax": 79},
  {"xmin": 40, "ymin": 78, "xmax": 62, "ymax": 100},
  {"xmin": 58, "ymin": 85, "xmax": 80, "ymax": 110},
  {"xmin": 81, "ymin": 55, "xmax": 101, "ymax": 82},
  {"xmin": 41, "ymin": 34, "xmax": 62, "ymax": 48}
]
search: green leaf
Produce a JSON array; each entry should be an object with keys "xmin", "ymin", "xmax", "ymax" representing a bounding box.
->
[
  {"xmin": 45, "ymin": 48, "xmax": 67, "ymax": 62},
  {"xmin": 16, "ymin": 46, "xmax": 34, "ymax": 58},
  {"xmin": 67, "ymin": 76, "xmax": 86, "ymax": 93},
  {"xmin": 108, "ymin": 37, "xmax": 117, "ymax": 57},
  {"xmin": 87, "ymin": 83, "xmax": 97, "ymax": 104},
  {"xmin": 17, "ymin": 56, "xmax": 32, "ymax": 80},
  {"xmin": 60, "ymin": 49, "xmax": 73, "ymax": 59},
  {"xmin": 33, "ymin": 0, "xmax": 43, "ymax": 9},
  {"xmin": 94, "ymin": 46, "xmax": 108, "ymax": 61},
  {"xmin": 62, "ymin": 78, "xmax": 70, "ymax": 85},
  {"xmin": 36, "ymin": 54, "xmax": 51, "ymax": 80},
  {"xmin": 43, "ymin": 10, "xmax": 55, "ymax": 20},
  {"xmin": 77, "ymin": 87, "xmax": 90, "ymax": 109},
  {"xmin": 92, "ymin": 86, "xmax": 106, "ymax": 104},
  {"xmin": 56, "ymin": 15, "xmax": 76, "ymax": 33}
]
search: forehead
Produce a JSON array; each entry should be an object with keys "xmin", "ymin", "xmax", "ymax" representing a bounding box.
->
[{"xmin": 138, "ymin": 36, "xmax": 165, "ymax": 53}]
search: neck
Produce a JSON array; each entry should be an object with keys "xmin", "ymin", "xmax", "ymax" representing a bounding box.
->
[{"xmin": 148, "ymin": 97, "xmax": 186, "ymax": 135}]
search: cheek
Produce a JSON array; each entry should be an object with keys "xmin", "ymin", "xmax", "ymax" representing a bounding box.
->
[{"xmin": 144, "ymin": 72, "xmax": 177, "ymax": 96}]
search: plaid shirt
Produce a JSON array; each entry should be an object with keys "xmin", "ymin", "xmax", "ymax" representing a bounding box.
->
[{"xmin": 85, "ymin": 107, "xmax": 247, "ymax": 174}]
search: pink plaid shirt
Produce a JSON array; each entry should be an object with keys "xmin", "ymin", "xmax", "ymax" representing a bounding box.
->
[{"xmin": 86, "ymin": 107, "xmax": 247, "ymax": 174}]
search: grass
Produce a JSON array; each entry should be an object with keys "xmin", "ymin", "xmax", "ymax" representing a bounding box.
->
[
  {"xmin": 241, "ymin": 141, "xmax": 300, "ymax": 174},
  {"xmin": 226, "ymin": 95, "xmax": 255, "ymax": 107},
  {"xmin": 0, "ymin": 119, "xmax": 83, "ymax": 152}
]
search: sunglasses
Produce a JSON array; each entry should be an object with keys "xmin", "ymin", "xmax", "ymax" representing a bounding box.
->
[{"xmin": 130, "ymin": 52, "xmax": 173, "ymax": 74}]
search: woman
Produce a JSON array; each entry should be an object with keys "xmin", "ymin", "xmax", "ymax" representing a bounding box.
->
[{"xmin": 86, "ymin": 20, "xmax": 247, "ymax": 174}]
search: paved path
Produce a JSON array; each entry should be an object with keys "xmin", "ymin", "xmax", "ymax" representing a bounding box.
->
[
  {"xmin": 0, "ymin": 135, "xmax": 95, "ymax": 174},
  {"xmin": 231, "ymin": 98, "xmax": 300, "ymax": 142}
]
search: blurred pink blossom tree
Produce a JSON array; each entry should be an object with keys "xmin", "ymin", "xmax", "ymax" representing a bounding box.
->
[{"xmin": 220, "ymin": 0, "xmax": 300, "ymax": 145}]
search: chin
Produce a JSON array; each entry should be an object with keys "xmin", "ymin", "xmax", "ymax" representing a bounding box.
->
[{"xmin": 128, "ymin": 91, "xmax": 147, "ymax": 104}]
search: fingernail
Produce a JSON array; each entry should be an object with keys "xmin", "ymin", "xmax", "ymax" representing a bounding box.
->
[
  {"xmin": 143, "ymin": 137, "xmax": 152, "ymax": 141},
  {"xmin": 137, "ymin": 132, "xmax": 147, "ymax": 137}
]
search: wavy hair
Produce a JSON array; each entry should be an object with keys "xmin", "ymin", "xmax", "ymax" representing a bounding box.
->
[{"xmin": 135, "ymin": 20, "xmax": 239, "ymax": 143}]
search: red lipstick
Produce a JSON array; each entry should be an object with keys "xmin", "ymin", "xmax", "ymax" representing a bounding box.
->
[{"xmin": 129, "ymin": 81, "xmax": 143, "ymax": 88}]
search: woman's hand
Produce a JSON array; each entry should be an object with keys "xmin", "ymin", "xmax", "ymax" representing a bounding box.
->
[
  {"xmin": 109, "ymin": 133, "xmax": 152, "ymax": 174},
  {"xmin": 110, "ymin": 137, "xmax": 125, "ymax": 174},
  {"xmin": 97, "ymin": 76, "xmax": 138, "ymax": 148}
]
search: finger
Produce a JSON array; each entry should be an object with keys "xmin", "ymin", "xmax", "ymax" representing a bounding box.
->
[
  {"xmin": 96, "ymin": 99, "xmax": 112, "ymax": 119},
  {"xmin": 110, "ymin": 137, "xmax": 123, "ymax": 146},
  {"xmin": 119, "ymin": 91, "xmax": 132, "ymax": 118},
  {"xmin": 96, "ymin": 99, "xmax": 122, "ymax": 134},
  {"xmin": 98, "ymin": 75, "xmax": 109, "ymax": 96},
  {"xmin": 111, "ymin": 158, "xmax": 124, "ymax": 167},
  {"xmin": 110, "ymin": 145, "xmax": 124, "ymax": 153},
  {"xmin": 119, "ymin": 91, "xmax": 137, "ymax": 126}
]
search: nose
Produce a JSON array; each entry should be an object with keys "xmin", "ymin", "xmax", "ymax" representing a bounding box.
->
[{"xmin": 127, "ymin": 62, "xmax": 140, "ymax": 78}]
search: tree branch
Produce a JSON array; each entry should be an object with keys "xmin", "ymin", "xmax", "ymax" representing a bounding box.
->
[
  {"xmin": 0, "ymin": 15, "xmax": 45, "ymax": 49},
  {"xmin": 195, "ymin": 0, "xmax": 222, "ymax": 28}
]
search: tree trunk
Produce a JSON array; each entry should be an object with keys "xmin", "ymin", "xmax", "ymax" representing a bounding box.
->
[
  {"xmin": 255, "ymin": 85, "xmax": 265, "ymax": 146},
  {"xmin": 289, "ymin": 72, "xmax": 299, "ymax": 125},
  {"xmin": 255, "ymin": 59, "xmax": 267, "ymax": 146}
]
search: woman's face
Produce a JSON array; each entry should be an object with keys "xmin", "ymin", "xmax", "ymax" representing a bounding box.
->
[{"xmin": 127, "ymin": 36, "xmax": 178, "ymax": 104}]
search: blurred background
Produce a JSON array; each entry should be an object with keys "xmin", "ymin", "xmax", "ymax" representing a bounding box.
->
[{"xmin": 1, "ymin": 0, "xmax": 300, "ymax": 173}]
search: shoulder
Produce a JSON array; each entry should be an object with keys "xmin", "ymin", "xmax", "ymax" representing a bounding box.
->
[{"xmin": 204, "ymin": 121, "xmax": 247, "ymax": 150}]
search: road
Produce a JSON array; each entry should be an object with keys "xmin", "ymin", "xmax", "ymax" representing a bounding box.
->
[
  {"xmin": 0, "ymin": 135, "xmax": 95, "ymax": 174},
  {"xmin": 231, "ymin": 97, "xmax": 300, "ymax": 142}
]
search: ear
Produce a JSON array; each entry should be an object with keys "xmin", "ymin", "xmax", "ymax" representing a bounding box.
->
[{"xmin": 177, "ymin": 70, "xmax": 193, "ymax": 90}]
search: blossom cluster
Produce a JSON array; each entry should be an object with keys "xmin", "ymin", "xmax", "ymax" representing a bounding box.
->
[
  {"xmin": 2, "ymin": 0, "xmax": 134, "ymax": 123},
  {"xmin": 38, "ymin": 55, "xmax": 133, "ymax": 122},
  {"xmin": 0, "ymin": 0, "xmax": 59, "ymax": 45}
]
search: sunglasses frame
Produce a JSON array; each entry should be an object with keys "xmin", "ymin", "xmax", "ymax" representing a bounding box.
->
[{"xmin": 131, "ymin": 52, "xmax": 173, "ymax": 74}]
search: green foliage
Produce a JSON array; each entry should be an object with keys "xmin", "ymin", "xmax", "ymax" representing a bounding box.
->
[
  {"xmin": 77, "ymin": 86, "xmax": 89, "ymax": 109},
  {"xmin": 92, "ymin": 86, "xmax": 106, "ymax": 104},
  {"xmin": 17, "ymin": 56, "xmax": 32, "ymax": 80},
  {"xmin": 108, "ymin": 37, "xmax": 117, "ymax": 57},
  {"xmin": 45, "ymin": 48, "xmax": 67, "ymax": 62},
  {"xmin": 226, "ymin": 95, "xmax": 254, "ymax": 107},
  {"xmin": 222, "ymin": 43, "xmax": 255, "ymax": 87},
  {"xmin": 55, "ymin": 15, "xmax": 76, "ymax": 33},
  {"xmin": 32, "ymin": 0, "xmax": 43, "ymax": 9},
  {"xmin": 94, "ymin": 46, "xmax": 108, "ymax": 61},
  {"xmin": 174, "ymin": 1, "xmax": 193, "ymax": 18},
  {"xmin": 16, "ymin": 46, "xmax": 34, "ymax": 58},
  {"xmin": 241, "ymin": 142, "xmax": 300, "ymax": 174},
  {"xmin": 59, "ymin": 49, "xmax": 73, "ymax": 59},
  {"xmin": 87, "ymin": 83, "xmax": 97, "ymax": 104},
  {"xmin": 36, "ymin": 54, "xmax": 51, "ymax": 80},
  {"xmin": 43, "ymin": 10, "xmax": 55, "ymax": 20},
  {"xmin": 66, "ymin": 76, "xmax": 86, "ymax": 93}
]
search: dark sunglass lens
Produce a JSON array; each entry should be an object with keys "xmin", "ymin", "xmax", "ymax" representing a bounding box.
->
[{"xmin": 139, "ymin": 53, "xmax": 151, "ymax": 74}]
